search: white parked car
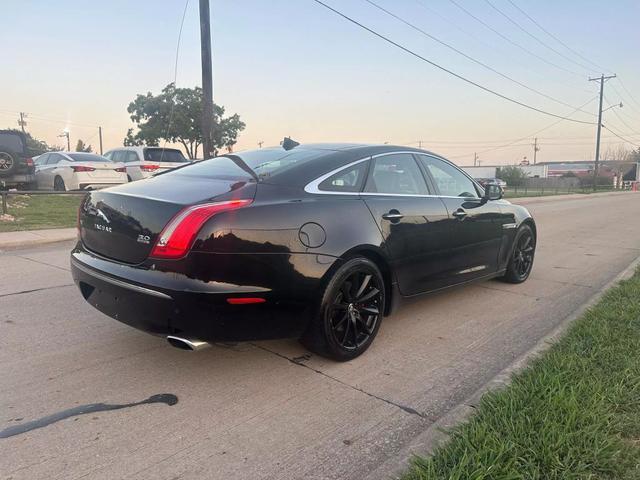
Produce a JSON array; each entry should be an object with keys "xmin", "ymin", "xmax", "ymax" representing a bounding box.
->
[
  {"xmin": 35, "ymin": 152, "xmax": 128, "ymax": 191},
  {"xmin": 103, "ymin": 147, "xmax": 190, "ymax": 181}
]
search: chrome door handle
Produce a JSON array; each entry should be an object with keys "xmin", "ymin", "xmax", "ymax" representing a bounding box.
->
[
  {"xmin": 382, "ymin": 211, "xmax": 404, "ymax": 221},
  {"xmin": 452, "ymin": 209, "xmax": 467, "ymax": 220}
]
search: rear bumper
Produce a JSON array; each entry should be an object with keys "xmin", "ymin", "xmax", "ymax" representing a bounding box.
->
[
  {"xmin": 70, "ymin": 247, "xmax": 319, "ymax": 342},
  {"xmin": 0, "ymin": 173, "xmax": 35, "ymax": 185}
]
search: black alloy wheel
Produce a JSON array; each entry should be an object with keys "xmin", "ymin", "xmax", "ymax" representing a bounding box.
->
[
  {"xmin": 301, "ymin": 257, "xmax": 385, "ymax": 361},
  {"xmin": 502, "ymin": 224, "xmax": 535, "ymax": 283}
]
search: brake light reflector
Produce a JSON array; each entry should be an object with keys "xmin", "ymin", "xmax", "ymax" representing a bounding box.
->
[
  {"xmin": 226, "ymin": 297, "xmax": 266, "ymax": 305},
  {"xmin": 150, "ymin": 199, "xmax": 252, "ymax": 259},
  {"xmin": 141, "ymin": 164, "xmax": 160, "ymax": 172},
  {"xmin": 71, "ymin": 165, "xmax": 96, "ymax": 172}
]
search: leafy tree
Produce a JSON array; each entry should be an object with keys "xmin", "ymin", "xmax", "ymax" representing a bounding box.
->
[
  {"xmin": 3, "ymin": 128, "xmax": 62, "ymax": 155},
  {"xmin": 496, "ymin": 165, "xmax": 529, "ymax": 186},
  {"xmin": 75, "ymin": 139, "xmax": 93, "ymax": 153},
  {"xmin": 124, "ymin": 83, "xmax": 246, "ymax": 159}
]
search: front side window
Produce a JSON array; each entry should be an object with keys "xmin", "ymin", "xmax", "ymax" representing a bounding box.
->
[
  {"xmin": 318, "ymin": 161, "xmax": 368, "ymax": 192},
  {"xmin": 364, "ymin": 153, "xmax": 428, "ymax": 195},
  {"xmin": 419, "ymin": 155, "xmax": 479, "ymax": 198}
]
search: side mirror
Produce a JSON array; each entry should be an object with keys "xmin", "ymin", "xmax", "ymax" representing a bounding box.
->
[{"xmin": 483, "ymin": 183, "xmax": 503, "ymax": 201}]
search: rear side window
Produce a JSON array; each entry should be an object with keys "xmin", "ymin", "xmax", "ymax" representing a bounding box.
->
[
  {"xmin": 418, "ymin": 155, "xmax": 479, "ymax": 198},
  {"xmin": 365, "ymin": 154, "xmax": 428, "ymax": 195},
  {"xmin": 112, "ymin": 151, "xmax": 127, "ymax": 163},
  {"xmin": 144, "ymin": 148, "xmax": 187, "ymax": 163},
  {"xmin": 319, "ymin": 161, "xmax": 368, "ymax": 192},
  {"xmin": 125, "ymin": 151, "xmax": 139, "ymax": 163},
  {"xmin": 0, "ymin": 133, "xmax": 25, "ymax": 153},
  {"xmin": 47, "ymin": 154, "xmax": 62, "ymax": 164}
]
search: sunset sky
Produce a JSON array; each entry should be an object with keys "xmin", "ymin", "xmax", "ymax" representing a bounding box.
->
[{"xmin": 2, "ymin": 0, "xmax": 639, "ymax": 165}]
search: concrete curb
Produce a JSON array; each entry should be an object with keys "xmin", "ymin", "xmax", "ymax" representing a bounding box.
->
[
  {"xmin": 372, "ymin": 253, "xmax": 640, "ymax": 480},
  {"xmin": 0, "ymin": 228, "xmax": 77, "ymax": 250}
]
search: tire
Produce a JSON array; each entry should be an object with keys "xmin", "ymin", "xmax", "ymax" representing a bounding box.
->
[
  {"xmin": 0, "ymin": 150, "xmax": 17, "ymax": 177},
  {"xmin": 300, "ymin": 257, "xmax": 385, "ymax": 361},
  {"xmin": 127, "ymin": 175, "xmax": 133, "ymax": 182},
  {"xmin": 54, "ymin": 176, "xmax": 66, "ymax": 192},
  {"xmin": 501, "ymin": 224, "xmax": 536, "ymax": 284}
]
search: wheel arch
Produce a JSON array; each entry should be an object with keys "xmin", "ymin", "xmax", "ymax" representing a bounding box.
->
[{"xmin": 520, "ymin": 217, "xmax": 537, "ymax": 239}]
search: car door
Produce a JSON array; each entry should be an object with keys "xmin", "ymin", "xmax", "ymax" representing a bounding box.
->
[
  {"xmin": 34, "ymin": 153, "xmax": 49, "ymax": 188},
  {"xmin": 417, "ymin": 154, "xmax": 504, "ymax": 282},
  {"xmin": 124, "ymin": 150, "xmax": 142, "ymax": 180},
  {"xmin": 40, "ymin": 153, "xmax": 62, "ymax": 189},
  {"xmin": 361, "ymin": 152, "xmax": 451, "ymax": 295}
]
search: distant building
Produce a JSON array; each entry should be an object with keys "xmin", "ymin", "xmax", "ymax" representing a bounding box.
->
[{"xmin": 462, "ymin": 160, "xmax": 639, "ymax": 182}]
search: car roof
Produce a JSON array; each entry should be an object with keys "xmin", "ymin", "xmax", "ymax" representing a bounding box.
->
[{"xmin": 227, "ymin": 143, "xmax": 447, "ymax": 187}]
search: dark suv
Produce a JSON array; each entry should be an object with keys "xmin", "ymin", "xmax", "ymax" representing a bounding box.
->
[{"xmin": 0, "ymin": 130, "xmax": 36, "ymax": 189}]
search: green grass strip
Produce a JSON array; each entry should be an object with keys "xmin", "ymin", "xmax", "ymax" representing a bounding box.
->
[
  {"xmin": 0, "ymin": 194, "xmax": 84, "ymax": 232},
  {"xmin": 403, "ymin": 268, "xmax": 640, "ymax": 480}
]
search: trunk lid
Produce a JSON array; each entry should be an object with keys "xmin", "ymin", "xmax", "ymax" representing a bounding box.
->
[{"xmin": 80, "ymin": 174, "xmax": 255, "ymax": 264}]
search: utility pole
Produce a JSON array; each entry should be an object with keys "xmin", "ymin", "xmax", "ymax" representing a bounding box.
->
[
  {"xmin": 98, "ymin": 126, "xmax": 103, "ymax": 155},
  {"xmin": 473, "ymin": 152, "xmax": 479, "ymax": 167},
  {"xmin": 199, "ymin": 0, "xmax": 214, "ymax": 160},
  {"xmin": 589, "ymin": 73, "xmax": 616, "ymax": 192},
  {"xmin": 258, "ymin": 141, "xmax": 264, "ymax": 148},
  {"xmin": 18, "ymin": 112, "xmax": 27, "ymax": 133},
  {"xmin": 532, "ymin": 137, "xmax": 540, "ymax": 164},
  {"xmin": 418, "ymin": 140, "xmax": 423, "ymax": 149}
]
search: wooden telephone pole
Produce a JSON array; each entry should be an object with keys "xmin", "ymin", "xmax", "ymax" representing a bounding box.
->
[{"xmin": 199, "ymin": 0, "xmax": 214, "ymax": 160}]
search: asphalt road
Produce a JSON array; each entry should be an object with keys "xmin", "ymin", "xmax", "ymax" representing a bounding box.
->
[{"xmin": 2, "ymin": 193, "xmax": 640, "ymax": 480}]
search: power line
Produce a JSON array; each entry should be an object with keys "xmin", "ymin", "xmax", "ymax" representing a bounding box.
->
[
  {"xmin": 161, "ymin": 0, "xmax": 191, "ymax": 162},
  {"xmin": 412, "ymin": 0, "xmax": 593, "ymax": 95},
  {"xmin": 446, "ymin": 95, "xmax": 598, "ymax": 159},
  {"xmin": 446, "ymin": 0, "xmax": 589, "ymax": 81},
  {"xmin": 0, "ymin": 109, "xmax": 98, "ymax": 128},
  {"xmin": 483, "ymin": 0, "xmax": 596, "ymax": 75},
  {"xmin": 603, "ymin": 95, "xmax": 639, "ymax": 135},
  {"xmin": 312, "ymin": 0, "xmax": 596, "ymax": 125},
  {"xmin": 602, "ymin": 125, "xmax": 640, "ymax": 148},
  {"xmin": 364, "ymin": 0, "xmax": 595, "ymax": 116},
  {"xmin": 504, "ymin": 0, "xmax": 610, "ymax": 74},
  {"xmin": 617, "ymin": 78, "xmax": 640, "ymax": 111}
]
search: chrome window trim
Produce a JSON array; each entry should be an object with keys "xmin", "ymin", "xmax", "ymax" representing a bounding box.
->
[{"xmin": 303, "ymin": 150, "xmax": 483, "ymax": 200}]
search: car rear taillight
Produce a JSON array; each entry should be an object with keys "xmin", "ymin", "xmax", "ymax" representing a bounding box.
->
[
  {"xmin": 141, "ymin": 164, "xmax": 160, "ymax": 172},
  {"xmin": 71, "ymin": 166, "xmax": 96, "ymax": 172},
  {"xmin": 25, "ymin": 158, "xmax": 34, "ymax": 167},
  {"xmin": 114, "ymin": 167, "xmax": 126, "ymax": 173},
  {"xmin": 150, "ymin": 199, "xmax": 252, "ymax": 259}
]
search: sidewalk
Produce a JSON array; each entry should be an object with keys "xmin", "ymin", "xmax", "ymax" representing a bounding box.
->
[
  {"xmin": 0, "ymin": 227, "xmax": 76, "ymax": 250},
  {"xmin": 509, "ymin": 190, "xmax": 632, "ymax": 205}
]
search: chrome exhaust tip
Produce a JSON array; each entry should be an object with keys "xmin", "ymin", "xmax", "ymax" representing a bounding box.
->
[{"xmin": 167, "ymin": 336, "xmax": 211, "ymax": 351}]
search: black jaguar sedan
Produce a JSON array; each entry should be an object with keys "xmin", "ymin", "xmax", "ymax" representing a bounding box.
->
[{"xmin": 71, "ymin": 142, "xmax": 536, "ymax": 360}]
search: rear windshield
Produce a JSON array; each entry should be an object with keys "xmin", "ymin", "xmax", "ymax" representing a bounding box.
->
[
  {"xmin": 169, "ymin": 148, "xmax": 323, "ymax": 181},
  {"xmin": 0, "ymin": 133, "xmax": 25, "ymax": 152},
  {"xmin": 67, "ymin": 153, "xmax": 111, "ymax": 162},
  {"xmin": 144, "ymin": 148, "xmax": 188, "ymax": 163}
]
